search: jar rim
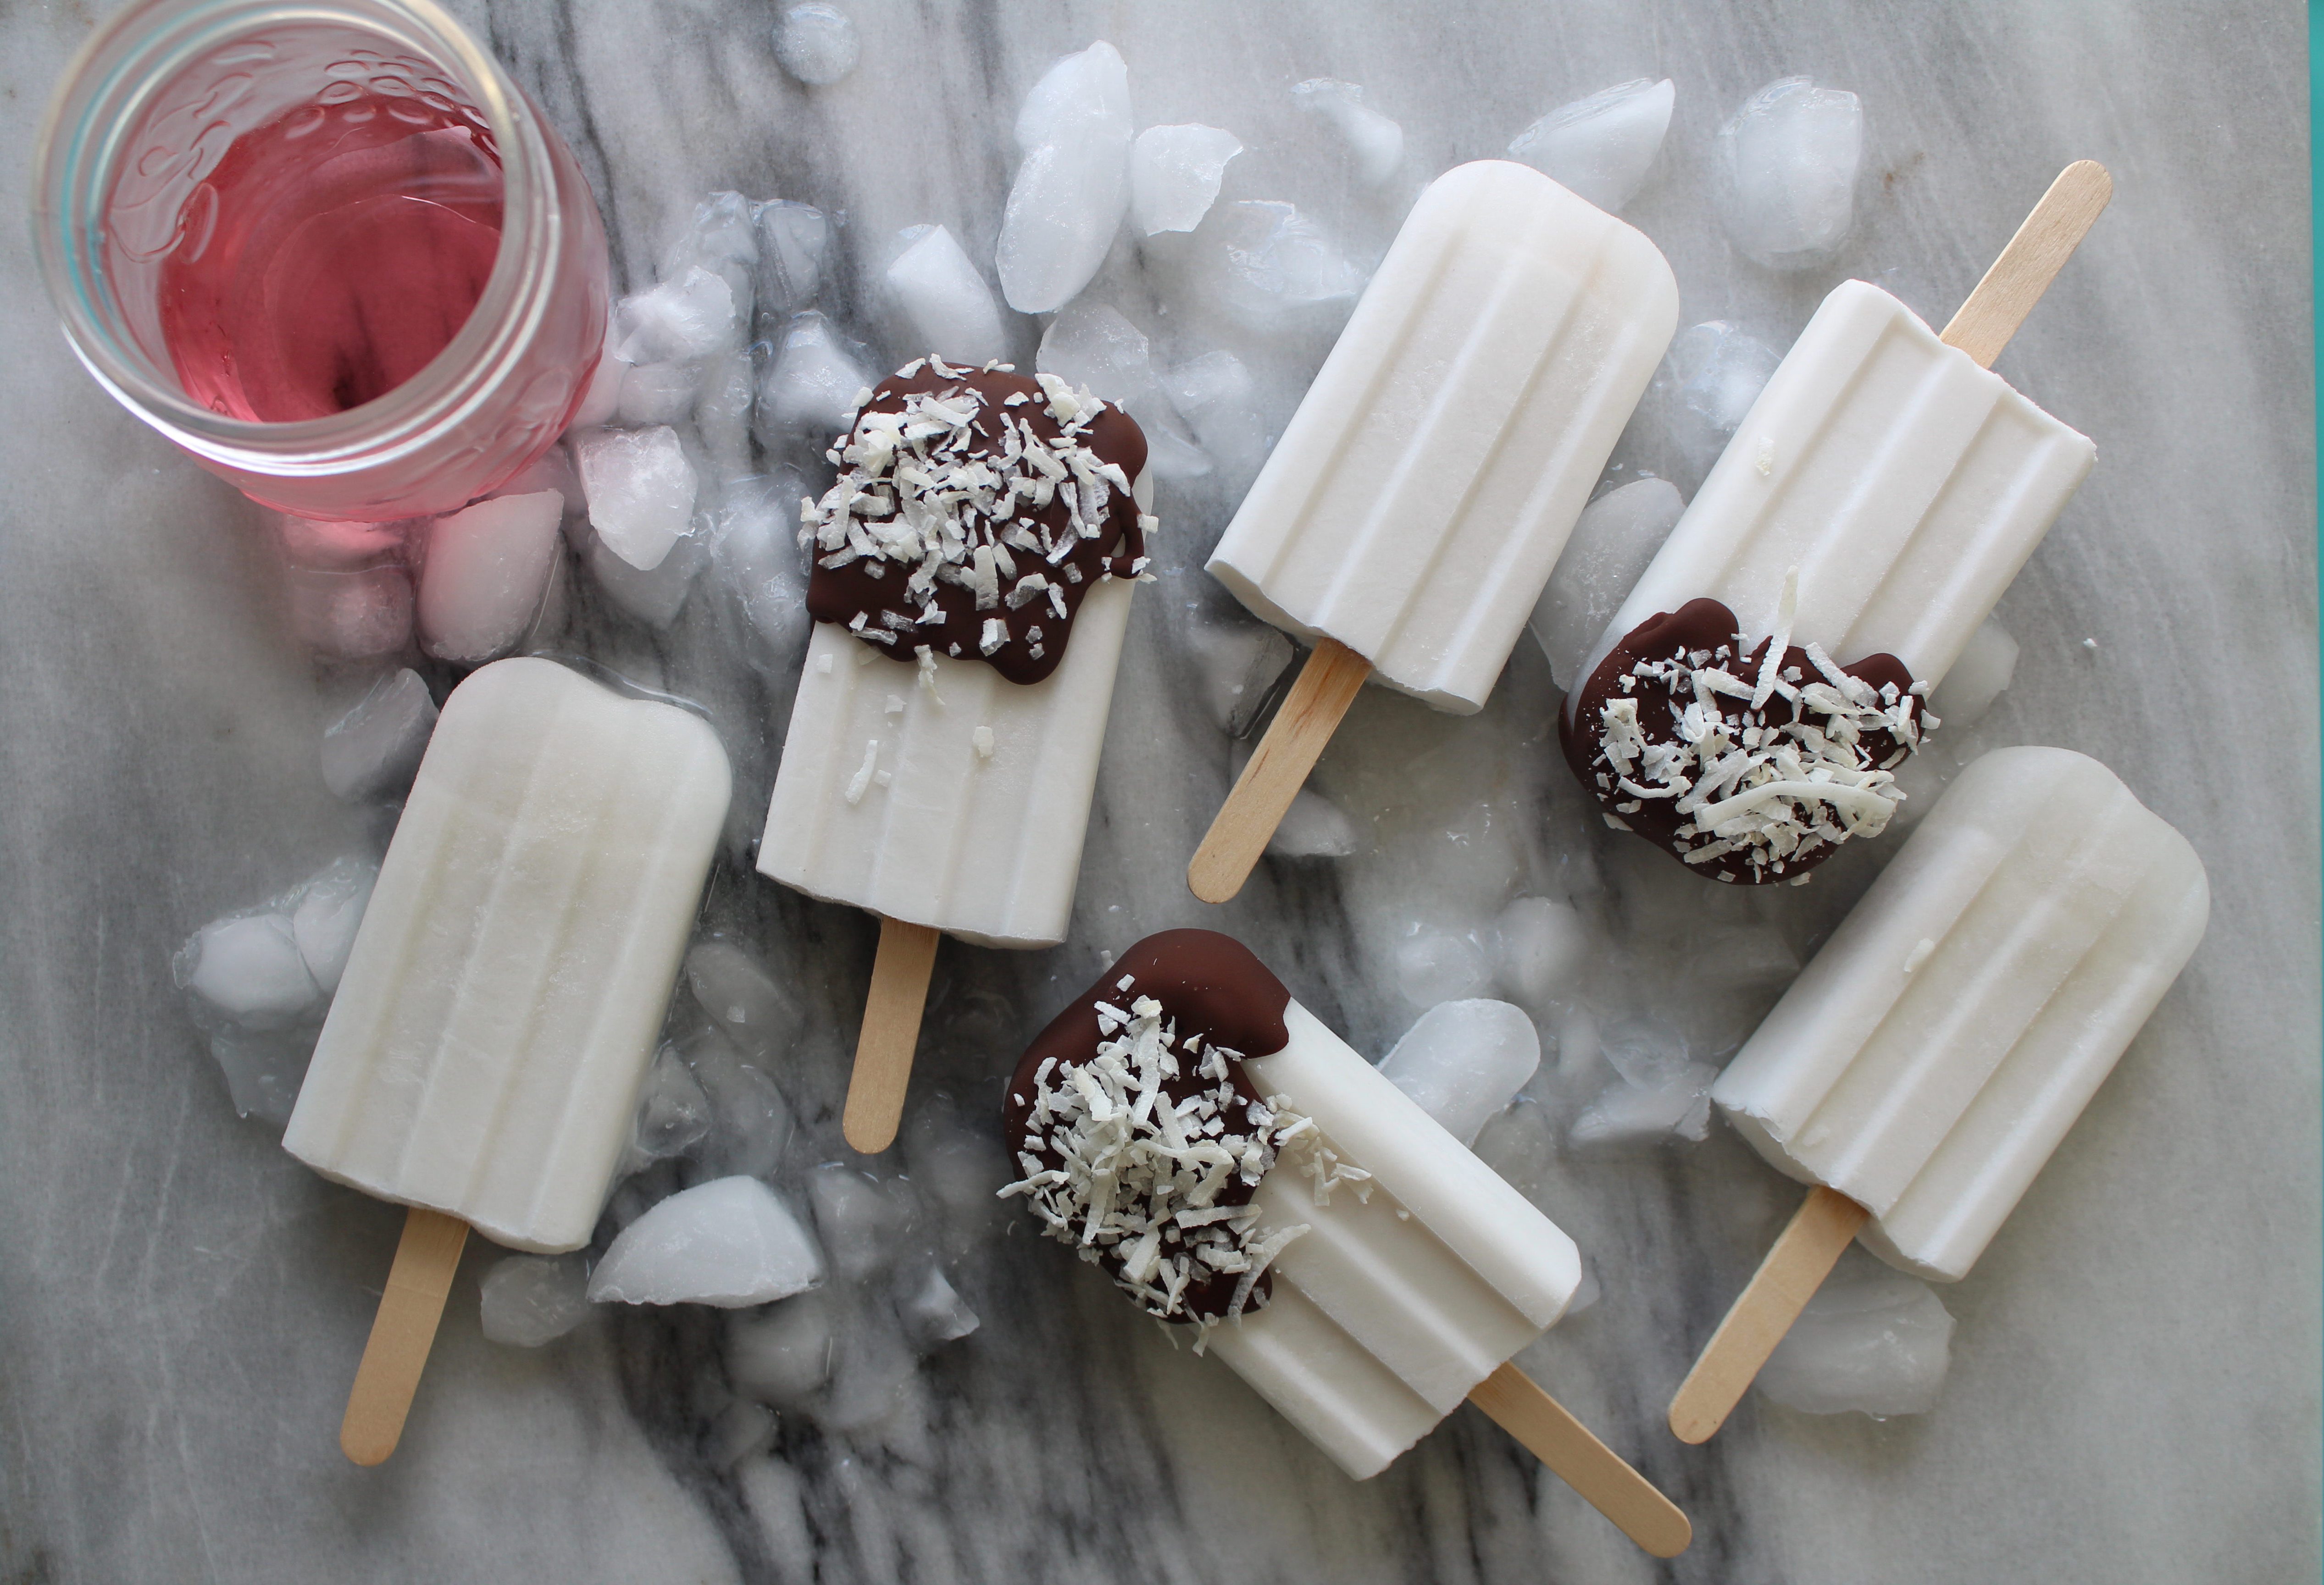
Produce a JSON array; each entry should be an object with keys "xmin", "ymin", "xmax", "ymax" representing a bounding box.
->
[{"xmin": 31, "ymin": 0, "xmax": 558, "ymax": 474}]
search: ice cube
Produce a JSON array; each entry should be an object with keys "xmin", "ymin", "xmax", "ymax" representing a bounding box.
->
[
  {"xmin": 494, "ymin": 443, "xmax": 581, "ymax": 515},
  {"xmin": 1471, "ymin": 1096, "xmax": 1556, "ymax": 1198},
  {"xmin": 573, "ymin": 426, "xmax": 698, "ymax": 572},
  {"xmin": 710, "ymin": 476, "xmax": 813, "ymax": 663},
  {"xmin": 686, "ymin": 938, "xmax": 803, "ymax": 1058},
  {"xmin": 1130, "ymin": 124, "xmax": 1243, "ymax": 235},
  {"xmin": 285, "ymin": 565, "xmax": 412, "ymax": 661},
  {"xmin": 1506, "ymin": 78, "xmax": 1675, "ymax": 214},
  {"xmin": 480, "ymin": 1254, "xmax": 592, "ymax": 1346},
  {"xmin": 613, "ymin": 266, "xmax": 741, "ymax": 365},
  {"xmin": 694, "ymin": 349, "xmax": 757, "ymax": 482},
  {"xmin": 1393, "ymin": 926, "xmax": 1494, "ymax": 1007},
  {"xmin": 416, "ymin": 490, "xmax": 563, "ymax": 663},
  {"xmin": 1197, "ymin": 200, "xmax": 1364, "ymax": 329},
  {"xmin": 1931, "ymin": 617, "xmax": 2018, "ymax": 729},
  {"xmin": 628, "ymin": 1044, "xmax": 714, "ymax": 1164},
  {"xmin": 274, "ymin": 513, "xmax": 409, "ymax": 570},
  {"xmin": 727, "ymin": 1289, "xmax": 836, "ymax": 1406},
  {"xmin": 1378, "ymin": 999, "xmax": 1541, "ymax": 1146},
  {"xmin": 1492, "ymin": 896, "xmax": 1591, "ymax": 1008},
  {"xmin": 1269, "ymin": 789, "xmax": 1359, "ymax": 859},
  {"xmin": 589, "ymin": 1177, "xmax": 824, "ymax": 1308},
  {"xmin": 683, "ymin": 1031, "xmax": 795, "ymax": 1180},
  {"xmin": 1160, "ymin": 350, "xmax": 1271, "ymax": 479},
  {"xmin": 885, "ymin": 224, "xmax": 1009, "ymax": 367},
  {"xmin": 1715, "ymin": 77, "xmax": 1865, "ymax": 271},
  {"xmin": 774, "ymin": 3, "xmax": 860, "ymax": 86},
  {"xmin": 585, "ymin": 515, "xmax": 708, "ymax": 628},
  {"xmin": 810, "ymin": 1165, "xmax": 915, "ymax": 1284},
  {"xmin": 289, "ymin": 855, "xmax": 376, "ymax": 994},
  {"xmin": 1529, "ymin": 477, "xmax": 1686, "ymax": 690},
  {"xmin": 760, "ymin": 311, "xmax": 873, "ymax": 438},
  {"xmin": 1187, "ymin": 617, "xmax": 1293, "ymax": 736},
  {"xmin": 319, "ymin": 668, "xmax": 436, "ymax": 802},
  {"xmin": 1756, "ymin": 1261, "xmax": 1956, "ymax": 1417},
  {"xmin": 996, "ymin": 43, "xmax": 1133, "ymax": 314},
  {"xmin": 755, "ymin": 201, "xmax": 830, "ymax": 316},
  {"xmin": 1034, "ymin": 301, "xmax": 1208, "ymax": 477},
  {"xmin": 1567, "ymin": 1062, "xmax": 1719, "ymax": 1148},
  {"xmin": 815, "ymin": 1313, "xmax": 916, "ymax": 1432},
  {"xmin": 902, "ymin": 1107, "xmax": 1011, "ymax": 1256},
  {"xmin": 1291, "ymin": 79, "xmax": 1403, "ymax": 186},
  {"xmin": 205, "ymin": 1027, "xmax": 317, "ymax": 1124},
  {"xmin": 1013, "ymin": 38, "xmax": 1130, "ymax": 149},
  {"xmin": 660, "ymin": 191, "xmax": 760, "ymax": 288},
  {"xmin": 617, "ymin": 360, "xmax": 700, "ymax": 427},
  {"xmin": 1657, "ymin": 321, "xmax": 1782, "ymax": 478},
  {"xmin": 176, "ymin": 914, "xmax": 320, "ymax": 1030},
  {"xmin": 895, "ymin": 1264, "xmax": 979, "ymax": 1352}
]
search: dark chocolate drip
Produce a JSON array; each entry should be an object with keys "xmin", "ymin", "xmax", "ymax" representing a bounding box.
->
[
  {"xmin": 804, "ymin": 363, "xmax": 1148, "ymax": 685},
  {"xmin": 1003, "ymin": 929, "xmax": 1292, "ymax": 1324},
  {"xmin": 1561, "ymin": 599, "xmax": 1923, "ymax": 885}
]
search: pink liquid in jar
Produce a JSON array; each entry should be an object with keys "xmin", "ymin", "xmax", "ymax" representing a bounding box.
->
[{"xmin": 159, "ymin": 90, "xmax": 504, "ymax": 423}]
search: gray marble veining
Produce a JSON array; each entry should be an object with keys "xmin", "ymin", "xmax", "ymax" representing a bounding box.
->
[{"xmin": 0, "ymin": 2, "xmax": 2315, "ymax": 1582}]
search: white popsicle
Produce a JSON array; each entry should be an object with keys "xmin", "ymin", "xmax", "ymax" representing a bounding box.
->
[
  {"xmin": 1576, "ymin": 278, "xmax": 2097, "ymax": 693},
  {"xmin": 1716, "ymin": 746, "xmax": 2210, "ymax": 1280},
  {"xmin": 285, "ymin": 656, "xmax": 731, "ymax": 1463},
  {"xmin": 1002, "ymin": 931, "xmax": 1687, "ymax": 1555},
  {"xmin": 1670, "ymin": 746, "xmax": 2207, "ymax": 1441},
  {"xmin": 1190, "ymin": 159, "xmax": 1676, "ymax": 902},
  {"xmin": 288, "ymin": 657, "xmax": 732, "ymax": 1250},
  {"xmin": 755, "ymin": 359, "xmax": 1154, "ymax": 1153}
]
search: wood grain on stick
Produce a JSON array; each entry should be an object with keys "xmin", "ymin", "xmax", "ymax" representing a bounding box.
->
[
  {"xmin": 1470, "ymin": 1363, "xmax": 1692, "ymax": 1558},
  {"xmin": 843, "ymin": 916, "xmax": 941, "ymax": 1153},
  {"xmin": 339, "ymin": 1206, "xmax": 469, "ymax": 1466},
  {"xmin": 1666, "ymin": 1185, "xmax": 1869, "ymax": 1445},
  {"xmin": 1939, "ymin": 160, "xmax": 2112, "ymax": 369},
  {"xmin": 1187, "ymin": 637, "xmax": 1371, "ymax": 904}
]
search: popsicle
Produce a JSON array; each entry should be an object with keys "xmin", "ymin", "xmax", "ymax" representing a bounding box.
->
[
  {"xmin": 757, "ymin": 357, "xmax": 1151, "ymax": 1153},
  {"xmin": 1189, "ymin": 159, "xmax": 1678, "ymax": 902},
  {"xmin": 1564, "ymin": 161, "xmax": 2113, "ymax": 883},
  {"xmin": 1667, "ymin": 746, "xmax": 2208, "ymax": 1441},
  {"xmin": 1002, "ymin": 930, "xmax": 1690, "ymax": 1557},
  {"xmin": 284, "ymin": 656, "xmax": 732, "ymax": 1463}
]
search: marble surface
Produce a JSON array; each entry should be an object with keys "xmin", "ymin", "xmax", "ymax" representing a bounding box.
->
[{"xmin": 1, "ymin": 1, "xmax": 2317, "ymax": 1580}]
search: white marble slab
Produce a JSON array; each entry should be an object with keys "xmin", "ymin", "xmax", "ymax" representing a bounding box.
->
[{"xmin": 0, "ymin": 1, "xmax": 2314, "ymax": 1580}]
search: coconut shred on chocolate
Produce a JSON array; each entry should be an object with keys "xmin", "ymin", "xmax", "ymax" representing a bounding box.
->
[
  {"xmin": 999, "ymin": 930, "xmax": 1368, "ymax": 1334},
  {"xmin": 1563, "ymin": 587, "xmax": 1936, "ymax": 884},
  {"xmin": 801, "ymin": 357, "xmax": 1153, "ymax": 685}
]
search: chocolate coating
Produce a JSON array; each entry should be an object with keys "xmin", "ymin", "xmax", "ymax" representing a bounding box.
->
[
  {"xmin": 805, "ymin": 364, "xmax": 1148, "ymax": 685},
  {"xmin": 1561, "ymin": 598, "xmax": 1923, "ymax": 884},
  {"xmin": 1004, "ymin": 929, "xmax": 1292, "ymax": 1323}
]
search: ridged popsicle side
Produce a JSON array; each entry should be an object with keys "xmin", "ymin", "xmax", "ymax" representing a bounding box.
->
[
  {"xmin": 1204, "ymin": 1000, "xmax": 1581, "ymax": 1478},
  {"xmin": 1713, "ymin": 747, "xmax": 2209, "ymax": 1281},
  {"xmin": 756, "ymin": 575, "xmax": 1133, "ymax": 949},
  {"xmin": 1584, "ymin": 280, "xmax": 2096, "ymax": 692},
  {"xmin": 1207, "ymin": 160, "xmax": 1677, "ymax": 713},
  {"xmin": 283, "ymin": 658, "xmax": 732, "ymax": 1254}
]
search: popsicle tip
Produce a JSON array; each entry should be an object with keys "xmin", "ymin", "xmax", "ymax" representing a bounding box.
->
[
  {"xmin": 1666, "ymin": 1393, "xmax": 1725, "ymax": 1446},
  {"xmin": 1640, "ymin": 1504, "xmax": 1694, "ymax": 1559},
  {"xmin": 841, "ymin": 1109, "xmax": 901, "ymax": 1154}
]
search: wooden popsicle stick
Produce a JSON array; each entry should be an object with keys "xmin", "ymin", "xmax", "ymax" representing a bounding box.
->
[
  {"xmin": 1666, "ymin": 1185, "xmax": 1870, "ymax": 1445},
  {"xmin": 1939, "ymin": 160, "xmax": 2113, "ymax": 369},
  {"xmin": 842, "ymin": 915, "xmax": 941, "ymax": 1153},
  {"xmin": 340, "ymin": 1206, "xmax": 470, "ymax": 1466},
  {"xmin": 1470, "ymin": 1363, "xmax": 1692, "ymax": 1558},
  {"xmin": 1187, "ymin": 637, "xmax": 1372, "ymax": 904}
]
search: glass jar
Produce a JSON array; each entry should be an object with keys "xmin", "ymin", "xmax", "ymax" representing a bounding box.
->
[{"xmin": 33, "ymin": 0, "xmax": 608, "ymax": 521}]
